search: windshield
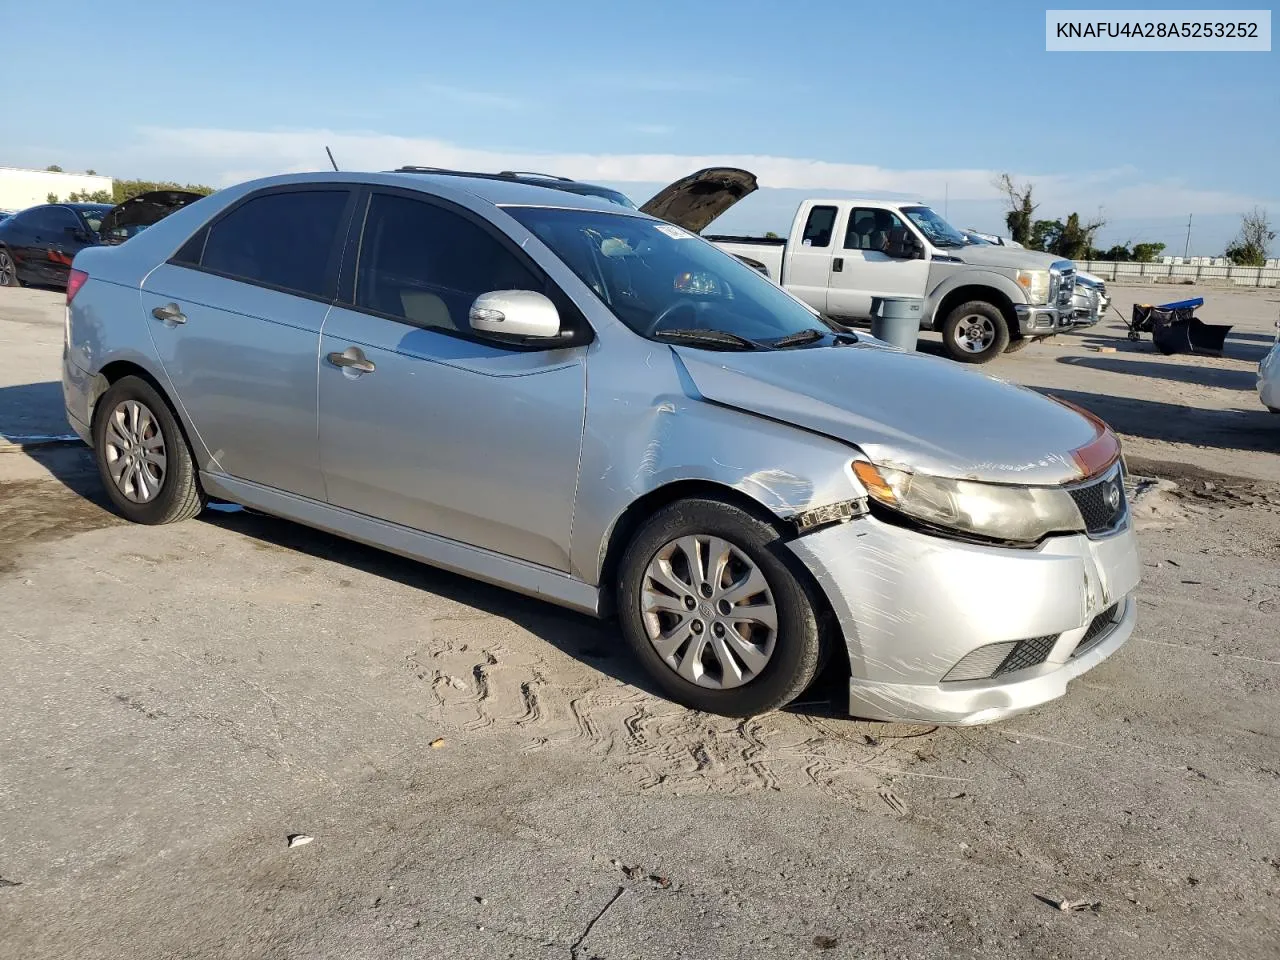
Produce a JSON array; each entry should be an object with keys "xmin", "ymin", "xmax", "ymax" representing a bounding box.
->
[
  {"xmin": 901, "ymin": 205, "xmax": 968, "ymax": 248},
  {"xmin": 506, "ymin": 206, "xmax": 837, "ymax": 346}
]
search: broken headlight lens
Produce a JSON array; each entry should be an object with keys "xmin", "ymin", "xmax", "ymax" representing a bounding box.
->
[{"xmin": 852, "ymin": 461, "xmax": 1084, "ymax": 544}]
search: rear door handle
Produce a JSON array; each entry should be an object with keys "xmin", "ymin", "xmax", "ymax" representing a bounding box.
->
[
  {"xmin": 327, "ymin": 347, "xmax": 376, "ymax": 374},
  {"xmin": 832, "ymin": 257, "xmax": 844, "ymax": 272},
  {"xmin": 151, "ymin": 303, "xmax": 187, "ymax": 324}
]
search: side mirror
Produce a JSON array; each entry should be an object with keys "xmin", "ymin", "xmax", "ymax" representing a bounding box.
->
[
  {"xmin": 469, "ymin": 290, "xmax": 561, "ymax": 340},
  {"xmin": 886, "ymin": 235, "xmax": 923, "ymax": 260}
]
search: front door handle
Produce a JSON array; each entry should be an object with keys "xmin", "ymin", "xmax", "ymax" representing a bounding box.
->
[
  {"xmin": 832, "ymin": 257, "xmax": 844, "ymax": 272},
  {"xmin": 151, "ymin": 303, "xmax": 187, "ymax": 324},
  {"xmin": 327, "ymin": 347, "xmax": 376, "ymax": 374}
]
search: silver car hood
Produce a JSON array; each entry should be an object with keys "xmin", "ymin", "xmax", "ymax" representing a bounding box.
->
[
  {"xmin": 941, "ymin": 244, "xmax": 1063, "ymax": 270},
  {"xmin": 674, "ymin": 343, "xmax": 1100, "ymax": 485}
]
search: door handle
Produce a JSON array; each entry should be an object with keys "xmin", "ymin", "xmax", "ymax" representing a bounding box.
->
[
  {"xmin": 327, "ymin": 347, "xmax": 376, "ymax": 374},
  {"xmin": 832, "ymin": 257, "xmax": 844, "ymax": 272},
  {"xmin": 151, "ymin": 303, "xmax": 187, "ymax": 324}
]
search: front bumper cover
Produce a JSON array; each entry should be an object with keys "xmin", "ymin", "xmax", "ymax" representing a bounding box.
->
[
  {"xmin": 788, "ymin": 514, "xmax": 1141, "ymax": 725},
  {"xmin": 1014, "ymin": 303, "xmax": 1074, "ymax": 336}
]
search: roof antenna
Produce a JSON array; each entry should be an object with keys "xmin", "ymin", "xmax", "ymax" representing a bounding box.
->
[{"xmin": 325, "ymin": 146, "xmax": 340, "ymax": 172}]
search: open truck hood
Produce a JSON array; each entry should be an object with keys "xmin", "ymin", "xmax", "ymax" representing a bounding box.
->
[
  {"xmin": 99, "ymin": 190, "xmax": 206, "ymax": 245},
  {"xmin": 672, "ymin": 343, "xmax": 1104, "ymax": 486},
  {"xmin": 639, "ymin": 168, "xmax": 757, "ymax": 233}
]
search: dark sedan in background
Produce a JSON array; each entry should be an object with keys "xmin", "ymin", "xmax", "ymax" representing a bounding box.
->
[{"xmin": 0, "ymin": 191, "xmax": 204, "ymax": 288}]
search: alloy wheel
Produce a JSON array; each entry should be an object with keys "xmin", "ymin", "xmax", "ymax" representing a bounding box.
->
[
  {"xmin": 102, "ymin": 399, "xmax": 167, "ymax": 503},
  {"xmin": 640, "ymin": 535, "xmax": 778, "ymax": 689},
  {"xmin": 0, "ymin": 250, "xmax": 16, "ymax": 286},
  {"xmin": 955, "ymin": 314, "xmax": 996, "ymax": 353}
]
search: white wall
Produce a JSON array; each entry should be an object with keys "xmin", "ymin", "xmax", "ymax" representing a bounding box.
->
[{"xmin": 0, "ymin": 167, "xmax": 114, "ymax": 212}]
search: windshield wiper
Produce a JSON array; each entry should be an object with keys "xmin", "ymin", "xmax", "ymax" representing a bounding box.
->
[
  {"xmin": 653, "ymin": 328, "xmax": 762, "ymax": 350},
  {"xmin": 770, "ymin": 328, "xmax": 827, "ymax": 348}
]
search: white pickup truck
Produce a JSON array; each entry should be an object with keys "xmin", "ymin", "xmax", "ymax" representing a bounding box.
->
[{"xmin": 707, "ymin": 199, "xmax": 1083, "ymax": 363}]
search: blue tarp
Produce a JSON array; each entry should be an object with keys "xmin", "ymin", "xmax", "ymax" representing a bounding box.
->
[{"xmin": 1156, "ymin": 297, "xmax": 1204, "ymax": 311}]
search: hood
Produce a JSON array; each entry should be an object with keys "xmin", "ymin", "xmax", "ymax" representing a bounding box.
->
[
  {"xmin": 940, "ymin": 242, "xmax": 1064, "ymax": 270},
  {"xmin": 673, "ymin": 343, "xmax": 1105, "ymax": 485},
  {"xmin": 639, "ymin": 167, "xmax": 757, "ymax": 233},
  {"xmin": 99, "ymin": 190, "xmax": 205, "ymax": 244}
]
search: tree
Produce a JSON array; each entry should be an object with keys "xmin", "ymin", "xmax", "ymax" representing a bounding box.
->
[
  {"xmin": 45, "ymin": 164, "xmax": 64, "ymax": 172},
  {"xmin": 85, "ymin": 169, "xmax": 98, "ymax": 176},
  {"xmin": 1099, "ymin": 244, "xmax": 1133, "ymax": 261},
  {"xmin": 47, "ymin": 192, "xmax": 59, "ymax": 204},
  {"xmin": 65, "ymin": 189, "xmax": 114, "ymax": 203},
  {"xmin": 1027, "ymin": 212, "xmax": 1105, "ymax": 259},
  {"xmin": 1132, "ymin": 242, "xmax": 1165, "ymax": 263},
  {"xmin": 109, "ymin": 179, "xmax": 215, "ymax": 203},
  {"xmin": 764, "ymin": 230, "xmax": 780, "ymax": 239},
  {"xmin": 1224, "ymin": 207, "xmax": 1274, "ymax": 267},
  {"xmin": 995, "ymin": 173, "xmax": 1036, "ymax": 245}
]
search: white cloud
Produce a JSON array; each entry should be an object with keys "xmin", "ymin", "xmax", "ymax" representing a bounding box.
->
[{"xmin": 418, "ymin": 84, "xmax": 527, "ymax": 111}]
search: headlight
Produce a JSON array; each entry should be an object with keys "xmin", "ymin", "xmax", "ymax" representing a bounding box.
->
[
  {"xmin": 853, "ymin": 461, "xmax": 1083, "ymax": 544},
  {"xmin": 1015, "ymin": 269, "xmax": 1050, "ymax": 305}
]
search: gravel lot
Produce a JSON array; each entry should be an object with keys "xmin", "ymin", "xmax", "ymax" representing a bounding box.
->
[{"xmin": 1, "ymin": 284, "xmax": 1277, "ymax": 960}]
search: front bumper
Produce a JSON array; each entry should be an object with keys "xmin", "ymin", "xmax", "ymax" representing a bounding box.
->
[
  {"xmin": 788, "ymin": 514, "xmax": 1141, "ymax": 725},
  {"xmin": 1014, "ymin": 303, "xmax": 1074, "ymax": 336}
]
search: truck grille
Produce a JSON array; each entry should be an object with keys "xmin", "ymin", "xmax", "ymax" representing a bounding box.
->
[{"xmin": 1068, "ymin": 465, "xmax": 1127, "ymax": 535}]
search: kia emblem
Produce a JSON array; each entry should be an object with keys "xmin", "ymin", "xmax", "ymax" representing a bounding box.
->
[{"xmin": 1104, "ymin": 481, "xmax": 1122, "ymax": 511}]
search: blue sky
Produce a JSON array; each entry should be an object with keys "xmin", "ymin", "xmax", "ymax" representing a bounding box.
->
[{"xmin": 4, "ymin": 0, "xmax": 1276, "ymax": 253}]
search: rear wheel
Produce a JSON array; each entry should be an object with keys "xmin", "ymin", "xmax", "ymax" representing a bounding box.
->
[
  {"xmin": 941, "ymin": 301, "xmax": 1010, "ymax": 363},
  {"xmin": 0, "ymin": 248, "xmax": 21, "ymax": 287},
  {"xmin": 617, "ymin": 498, "xmax": 824, "ymax": 717},
  {"xmin": 92, "ymin": 376, "xmax": 205, "ymax": 525}
]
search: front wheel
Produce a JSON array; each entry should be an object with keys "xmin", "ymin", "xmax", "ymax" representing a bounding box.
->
[
  {"xmin": 0, "ymin": 248, "xmax": 21, "ymax": 287},
  {"xmin": 617, "ymin": 498, "xmax": 824, "ymax": 717},
  {"xmin": 941, "ymin": 301, "xmax": 1010, "ymax": 363}
]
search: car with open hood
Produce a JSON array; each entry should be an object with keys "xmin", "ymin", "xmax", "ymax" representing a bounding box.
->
[
  {"xmin": 61, "ymin": 169, "xmax": 1141, "ymax": 724},
  {"xmin": 0, "ymin": 191, "xmax": 204, "ymax": 288}
]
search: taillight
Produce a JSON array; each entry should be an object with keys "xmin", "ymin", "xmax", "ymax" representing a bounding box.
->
[{"xmin": 66, "ymin": 268, "xmax": 89, "ymax": 305}]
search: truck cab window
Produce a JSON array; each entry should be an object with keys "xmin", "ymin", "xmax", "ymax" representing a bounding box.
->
[{"xmin": 801, "ymin": 206, "xmax": 837, "ymax": 248}]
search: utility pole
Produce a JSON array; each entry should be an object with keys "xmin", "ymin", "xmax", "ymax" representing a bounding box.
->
[{"xmin": 1183, "ymin": 214, "xmax": 1192, "ymax": 260}]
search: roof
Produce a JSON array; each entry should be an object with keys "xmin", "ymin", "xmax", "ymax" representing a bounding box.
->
[{"xmin": 391, "ymin": 171, "xmax": 636, "ymax": 213}]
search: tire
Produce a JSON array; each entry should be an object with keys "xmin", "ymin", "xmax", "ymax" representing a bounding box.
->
[
  {"xmin": 92, "ymin": 376, "xmax": 205, "ymax": 525},
  {"xmin": 941, "ymin": 300, "xmax": 1010, "ymax": 364},
  {"xmin": 0, "ymin": 247, "xmax": 22, "ymax": 288},
  {"xmin": 617, "ymin": 497, "xmax": 824, "ymax": 717},
  {"xmin": 1003, "ymin": 336, "xmax": 1034, "ymax": 354}
]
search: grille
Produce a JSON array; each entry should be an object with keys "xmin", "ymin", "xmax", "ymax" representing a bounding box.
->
[
  {"xmin": 1052, "ymin": 267, "xmax": 1076, "ymax": 307},
  {"xmin": 1072, "ymin": 603, "xmax": 1122, "ymax": 658},
  {"xmin": 943, "ymin": 634, "xmax": 1059, "ymax": 683},
  {"xmin": 993, "ymin": 634, "xmax": 1058, "ymax": 676},
  {"xmin": 1068, "ymin": 468, "xmax": 1127, "ymax": 535}
]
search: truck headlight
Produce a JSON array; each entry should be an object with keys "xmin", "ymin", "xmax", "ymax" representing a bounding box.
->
[
  {"xmin": 1015, "ymin": 269, "xmax": 1051, "ymax": 306},
  {"xmin": 853, "ymin": 460, "xmax": 1084, "ymax": 545}
]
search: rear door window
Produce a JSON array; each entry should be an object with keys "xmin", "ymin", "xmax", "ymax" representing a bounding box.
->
[
  {"xmin": 29, "ymin": 207, "xmax": 79, "ymax": 234},
  {"xmin": 800, "ymin": 205, "xmax": 837, "ymax": 248},
  {"xmin": 196, "ymin": 190, "xmax": 349, "ymax": 299},
  {"xmin": 352, "ymin": 192, "xmax": 541, "ymax": 335}
]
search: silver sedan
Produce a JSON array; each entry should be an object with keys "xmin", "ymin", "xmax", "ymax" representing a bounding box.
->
[{"xmin": 61, "ymin": 170, "xmax": 1140, "ymax": 724}]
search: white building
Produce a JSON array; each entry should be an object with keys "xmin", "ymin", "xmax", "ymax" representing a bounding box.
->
[{"xmin": 0, "ymin": 167, "xmax": 114, "ymax": 212}]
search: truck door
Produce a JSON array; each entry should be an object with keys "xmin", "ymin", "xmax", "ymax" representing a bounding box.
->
[
  {"xmin": 783, "ymin": 204, "xmax": 838, "ymax": 313},
  {"xmin": 825, "ymin": 206, "xmax": 930, "ymax": 322}
]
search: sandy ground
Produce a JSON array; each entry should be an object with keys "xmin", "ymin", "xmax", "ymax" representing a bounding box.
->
[{"xmin": 0, "ymin": 285, "xmax": 1277, "ymax": 960}]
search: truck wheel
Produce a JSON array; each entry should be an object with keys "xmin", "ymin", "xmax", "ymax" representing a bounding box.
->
[
  {"xmin": 941, "ymin": 301, "xmax": 1010, "ymax": 363},
  {"xmin": 617, "ymin": 498, "xmax": 824, "ymax": 718}
]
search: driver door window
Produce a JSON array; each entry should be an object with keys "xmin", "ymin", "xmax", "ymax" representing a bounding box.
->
[
  {"xmin": 354, "ymin": 194, "xmax": 541, "ymax": 336},
  {"xmin": 843, "ymin": 208, "xmax": 908, "ymax": 253}
]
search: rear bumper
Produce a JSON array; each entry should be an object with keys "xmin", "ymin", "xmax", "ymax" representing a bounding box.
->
[
  {"xmin": 62, "ymin": 346, "xmax": 94, "ymax": 445},
  {"xmin": 788, "ymin": 514, "xmax": 1141, "ymax": 725}
]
